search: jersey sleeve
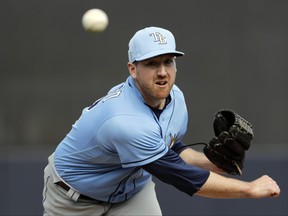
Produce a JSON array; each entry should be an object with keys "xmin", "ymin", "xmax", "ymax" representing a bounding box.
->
[
  {"xmin": 142, "ymin": 148, "xmax": 210, "ymax": 196},
  {"xmin": 171, "ymin": 141, "xmax": 189, "ymax": 154},
  {"xmin": 97, "ymin": 114, "xmax": 169, "ymax": 168}
]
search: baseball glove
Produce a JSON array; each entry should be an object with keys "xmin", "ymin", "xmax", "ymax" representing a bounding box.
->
[{"xmin": 203, "ymin": 109, "xmax": 254, "ymax": 175}]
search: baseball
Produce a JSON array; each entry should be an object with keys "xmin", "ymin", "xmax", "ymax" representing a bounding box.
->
[{"xmin": 82, "ymin": 8, "xmax": 109, "ymax": 32}]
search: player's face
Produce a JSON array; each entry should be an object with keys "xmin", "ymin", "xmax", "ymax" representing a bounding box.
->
[{"xmin": 128, "ymin": 54, "xmax": 177, "ymax": 109}]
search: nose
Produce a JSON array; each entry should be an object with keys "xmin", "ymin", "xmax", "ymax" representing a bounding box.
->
[{"xmin": 157, "ymin": 64, "xmax": 167, "ymax": 76}]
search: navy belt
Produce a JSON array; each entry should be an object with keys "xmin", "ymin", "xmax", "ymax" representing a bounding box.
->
[{"xmin": 57, "ymin": 181, "xmax": 102, "ymax": 202}]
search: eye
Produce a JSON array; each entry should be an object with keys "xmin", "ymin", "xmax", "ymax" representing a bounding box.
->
[
  {"xmin": 164, "ymin": 58, "xmax": 174, "ymax": 65},
  {"xmin": 146, "ymin": 61, "xmax": 159, "ymax": 67}
]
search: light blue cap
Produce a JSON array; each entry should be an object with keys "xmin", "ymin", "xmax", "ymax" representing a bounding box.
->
[{"xmin": 128, "ymin": 27, "xmax": 184, "ymax": 62}]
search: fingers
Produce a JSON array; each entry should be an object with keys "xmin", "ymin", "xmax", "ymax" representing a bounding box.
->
[{"xmin": 210, "ymin": 135, "xmax": 245, "ymax": 160}]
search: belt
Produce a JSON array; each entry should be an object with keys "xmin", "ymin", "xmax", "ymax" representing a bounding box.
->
[{"xmin": 57, "ymin": 181, "xmax": 99, "ymax": 202}]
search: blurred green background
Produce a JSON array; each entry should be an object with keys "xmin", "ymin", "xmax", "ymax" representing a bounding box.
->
[{"xmin": 1, "ymin": 0, "xmax": 287, "ymax": 215}]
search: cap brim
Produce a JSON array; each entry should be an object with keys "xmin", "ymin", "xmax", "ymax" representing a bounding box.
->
[{"xmin": 134, "ymin": 50, "xmax": 184, "ymax": 62}]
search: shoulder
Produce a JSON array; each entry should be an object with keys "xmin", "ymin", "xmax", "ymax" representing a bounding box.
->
[
  {"xmin": 98, "ymin": 113, "xmax": 160, "ymax": 141},
  {"xmin": 171, "ymin": 84, "xmax": 184, "ymax": 97},
  {"xmin": 171, "ymin": 84, "xmax": 187, "ymax": 107}
]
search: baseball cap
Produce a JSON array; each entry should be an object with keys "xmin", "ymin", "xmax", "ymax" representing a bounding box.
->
[{"xmin": 128, "ymin": 27, "xmax": 184, "ymax": 62}]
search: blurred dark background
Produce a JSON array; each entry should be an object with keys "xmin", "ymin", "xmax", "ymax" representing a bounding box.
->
[{"xmin": 1, "ymin": 0, "xmax": 287, "ymax": 215}]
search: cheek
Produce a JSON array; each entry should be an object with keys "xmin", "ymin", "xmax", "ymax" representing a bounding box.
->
[
  {"xmin": 169, "ymin": 70, "xmax": 177, "ymax": 81},
  {"xmin": 137, "ymin": 71, "xmax": 154, "ymax": 83}
]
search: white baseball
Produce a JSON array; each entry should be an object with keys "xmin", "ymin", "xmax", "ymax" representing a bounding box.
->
[{"xmin": 82, "ymin": 8, "xmax": 109, "ymax": 32}]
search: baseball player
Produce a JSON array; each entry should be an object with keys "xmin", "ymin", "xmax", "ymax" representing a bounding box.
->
[{"xmin": 42, "ymin": 26, "xmax": 280, "ymax": 216}]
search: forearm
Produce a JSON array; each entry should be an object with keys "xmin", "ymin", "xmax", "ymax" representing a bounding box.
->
[
  {"xmin": 196, "ymin": 172, "xmax": 250, "ymax": 198},
  {"xmin": 179, "ymin": 147, "xmax": 221, "ymax": 173},
  {"xmin": 196, "ymin": 172, "xmax": 280, "ymax": 199},
  {"xmin": 178, "ymin": 148, "xmax": 250, "ymax": 198},
  {"xmin": 178, "ymin": 145, "xmax": 280, "ymax": 199}
]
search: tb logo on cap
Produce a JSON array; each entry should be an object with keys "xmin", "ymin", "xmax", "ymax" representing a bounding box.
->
[{"xmin": 149, "ymin": 32, "xmax": 167, "ymax": 44}]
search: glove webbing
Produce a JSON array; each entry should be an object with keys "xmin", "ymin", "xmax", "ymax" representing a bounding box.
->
[{"xmin": 235, "ymin": 113, "xmax": 253, "ymax": 137}]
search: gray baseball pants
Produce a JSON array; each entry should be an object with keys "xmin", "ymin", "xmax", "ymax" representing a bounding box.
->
[{"xmin": 42, "ymin": 154, "xmax": 162, "ymax": 216}]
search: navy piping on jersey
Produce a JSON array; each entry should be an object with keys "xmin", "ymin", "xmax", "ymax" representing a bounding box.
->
[
  {"xmin": 108, "ymin": 167, "xmax": 142, "ymax": 203},
  {"xmin": 147, "ymin": 95, "xmax": 171, "ymax": 119}
]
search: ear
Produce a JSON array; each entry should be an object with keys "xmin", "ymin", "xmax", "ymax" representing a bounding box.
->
[{"xmin": 127, "ymin": 62, "xmax": 137, "ymax": 79}]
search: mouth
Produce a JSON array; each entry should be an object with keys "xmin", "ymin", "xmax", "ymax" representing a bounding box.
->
[{"xmin": 156, "ymin": 81, "xmax": 168, "ymax": 86}]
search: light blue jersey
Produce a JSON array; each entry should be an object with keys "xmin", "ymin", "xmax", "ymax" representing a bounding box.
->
[{"xmin": 54, "ymin": 76, "xmax": 188, "ymax": 203}]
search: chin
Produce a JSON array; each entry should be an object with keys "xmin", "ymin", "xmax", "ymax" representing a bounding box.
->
[{"xmin": 155, "ymin": 93, "xmax": 170, "ymax": 99}]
